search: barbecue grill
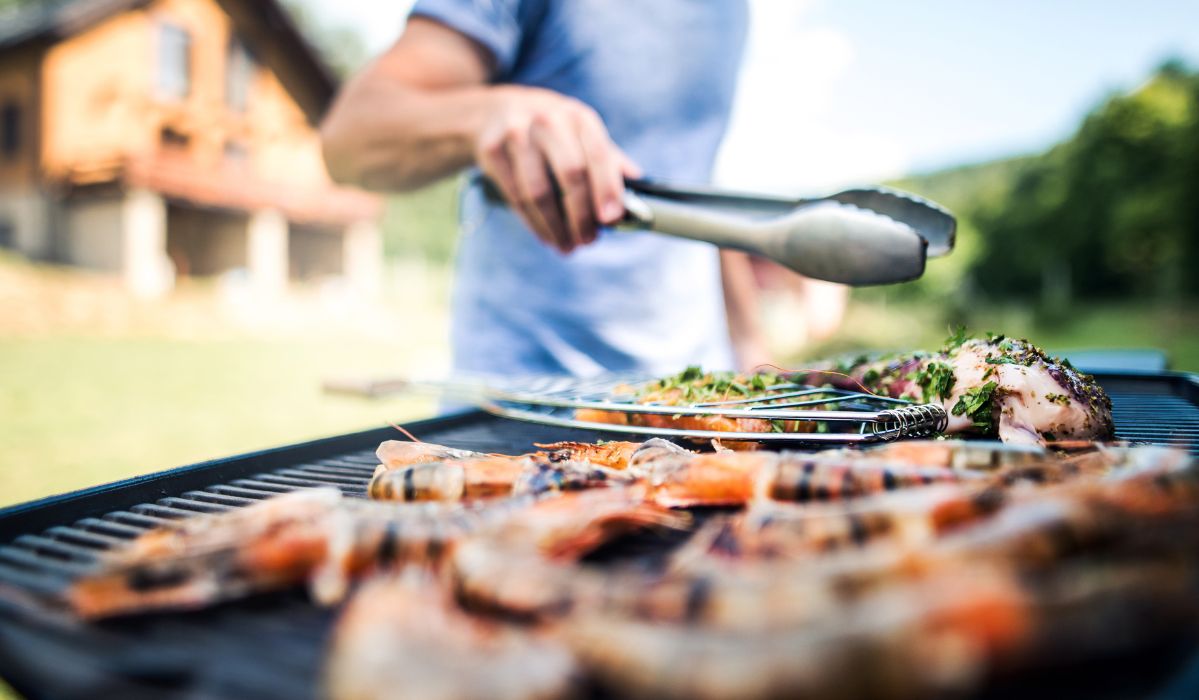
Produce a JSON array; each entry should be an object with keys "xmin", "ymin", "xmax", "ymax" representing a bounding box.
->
[{"xmin": 1, "ymin": 370, "xmax": 1198, "ymax": 700}]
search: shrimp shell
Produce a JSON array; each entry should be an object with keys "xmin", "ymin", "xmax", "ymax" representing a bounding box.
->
[{"xmin": 326, "ymin": 569, "xmax": 579, "ymax": 700}]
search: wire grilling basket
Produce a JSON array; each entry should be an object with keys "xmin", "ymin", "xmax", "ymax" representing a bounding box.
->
[{"xmin": 329, "ymin": 372, "xmax": 949, "ymax": 445}]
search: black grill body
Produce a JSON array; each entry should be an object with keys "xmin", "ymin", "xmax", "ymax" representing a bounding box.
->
[{"xmin": 0, "ymin": 371, "xmax": 1197, "ymax": 700}]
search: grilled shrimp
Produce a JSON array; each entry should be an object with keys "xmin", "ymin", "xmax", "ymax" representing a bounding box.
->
[
  {"xmin": 762, "ymin": 455, "xmax": 976, "ymax": 503},
  {"xmin": 326, "ymin": 569, "xmax": 578, "ymax": 700},
  {"xmin": 563, "ymin": 560, "xmax": 1199, "ymax": 700},
  {"xmin": 369, "ymin": 456, "xmax": 531, "ymax": 502},
  {"xmin": 449, "ymin": 488, "xmax": 689, "ymax": 618},
  {"xmin": 369, "ymin": 456, "xmax": 637, "ymax": 503},
  {"xmin": 68, "ymin": 489, "xmax": 534, "ymax": 618},
  {"xmin": 858, "ymin": 439, "xmax": 1047, "ymax": 470},
  {"xmin": 376, "ymin": 441, "xmax": 492, "ymax": 469},
  {"xmin": 511, "ymin": 460, "xmax": 637, "ymax": 496},
  {"xmin": 699, "ymin": 484, "xmax": 1002, "ymax": 561},
  {"xmin": 642, "ymin": 450, "xmax": 978, "ymax": 508},
  {"xmin": 533, "ymin": 441, "xmax": 645, "ymax": 470},
  {"xmin": 375, "ymin": 440, "xmax": 645, "ymax": 473}
]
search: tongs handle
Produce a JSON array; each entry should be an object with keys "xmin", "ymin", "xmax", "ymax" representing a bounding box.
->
[{"xmin": 623, "ymin": 178, "xmax": 956, "ymax": 258}]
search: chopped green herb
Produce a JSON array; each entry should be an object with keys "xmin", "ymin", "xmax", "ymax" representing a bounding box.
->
[
  {"xmin": 951, "ymin": 381, "xmax": 999, "ymax": 433},
  {"xmin": 985, "ymin": 356, "xmax": 1017, "ymax": 365},
  {"xmin": 1044, "ymin": 393, "xmax": 1071, "ymax": 406},
  {"xmin": 835, "ymin": 354, "xmax": 870, "ymax": 374},
  {"xmin": 943, "ymin": 325, "xmax": 969, "ymax": 352},
  {"xmin": 914, "ymin": 361, "xmax": 955, "ymax": 402}
]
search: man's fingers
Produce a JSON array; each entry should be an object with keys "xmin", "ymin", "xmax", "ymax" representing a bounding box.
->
[
  {"xmin": 506, "ymin": 136, "xmax": 571, "ymax": 252},
  {"xmin": 532, "ymin": 117, "xmax": 597, "ymax": 247},
  {"xmin": 575, "ymin": 112, "xmax": 626, "ymax": 226},
  {"xmin": 477, "ymin": 146, "xmax": 545, "ymax": 242}
]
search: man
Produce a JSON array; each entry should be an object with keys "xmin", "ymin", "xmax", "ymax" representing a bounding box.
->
[{"xmin": 321, "ymin": 1, "xmax": 767, "ymax": 376}]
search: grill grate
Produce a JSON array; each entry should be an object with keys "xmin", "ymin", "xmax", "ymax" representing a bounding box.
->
[{"xmin": 0, "ymin": 372, "xmax": 1197, "ymax": 699}]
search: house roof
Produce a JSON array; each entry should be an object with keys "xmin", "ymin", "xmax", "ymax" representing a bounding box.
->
[{"xmin": 0, "ymin": 0, "xmax": 340, "ymax": 124}]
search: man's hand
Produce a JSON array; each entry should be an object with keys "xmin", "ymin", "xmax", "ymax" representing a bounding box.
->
[{"xmin": 474, "ymin": 86, "xmax": 641, "ymax": 253}]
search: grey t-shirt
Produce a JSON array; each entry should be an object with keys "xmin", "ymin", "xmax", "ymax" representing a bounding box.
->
[{"xmin": 411, "ymin": 0, "xmax": 748, "ymax": 376}]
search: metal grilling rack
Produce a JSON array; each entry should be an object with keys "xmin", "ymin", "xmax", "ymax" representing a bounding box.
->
[{"xmin": 442, "ymin": 372, "xmax": 950, "ymax": 444}]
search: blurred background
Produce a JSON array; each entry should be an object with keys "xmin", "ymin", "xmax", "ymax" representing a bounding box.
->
[{"xmin": 1, "ymin": 0, "xmax": 1197, "ymax": 515}]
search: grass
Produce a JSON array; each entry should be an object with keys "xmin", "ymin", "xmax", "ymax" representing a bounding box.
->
[{"xmin": 0, "ymin": 335, "xmax": 437, "ymax": 508}]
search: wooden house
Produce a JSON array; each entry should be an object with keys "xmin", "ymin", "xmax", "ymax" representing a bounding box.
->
[{"xmin": 0, "ymin": 0, "xmax": 381, "ymax": 297}]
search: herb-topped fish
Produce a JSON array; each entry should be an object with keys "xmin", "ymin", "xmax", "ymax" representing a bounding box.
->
[{"xmin": 798, "ymin": 332, "xmax": 1114, "ymax": 445}]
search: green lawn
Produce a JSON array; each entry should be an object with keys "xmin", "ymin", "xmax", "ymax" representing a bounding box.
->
[{"xmin": 0, "ymin": 336, "xmax": 436, "ymax": 508}]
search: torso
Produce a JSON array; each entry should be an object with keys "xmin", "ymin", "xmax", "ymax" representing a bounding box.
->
[{"xmin": 450, "ymin": 0, "xmax": 749, "ymax": 376}]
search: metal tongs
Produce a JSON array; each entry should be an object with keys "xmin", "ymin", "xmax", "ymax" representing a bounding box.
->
[{"xmin": 482, "ymin": 176, "xmax": 956, "ymax": 286}]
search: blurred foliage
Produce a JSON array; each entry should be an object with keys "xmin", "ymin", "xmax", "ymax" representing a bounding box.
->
[
  {"xmin": 281, "ymin": 0, "xmax": 370, "ymax": 77},
  {"xmin": 890, "ymin": 59, "xmax": 1199, "ymax": 311},
  {"xmin": 382, "ymin": 178, "xmax": 462, "ymax": 265}
]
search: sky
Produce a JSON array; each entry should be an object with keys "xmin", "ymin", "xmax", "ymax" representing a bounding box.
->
[{"xmin": 311, "ymin": 0, "xmax": 1199, "ymax": 194}]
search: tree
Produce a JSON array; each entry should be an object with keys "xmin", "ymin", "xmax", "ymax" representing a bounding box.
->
[
  {"xmin": 281, "ymin": 0, "xmax": 369, "ymax": 79},
  {"xmin": 899, "ymin": 59, "xmax": 1199, "ymax": 305}
]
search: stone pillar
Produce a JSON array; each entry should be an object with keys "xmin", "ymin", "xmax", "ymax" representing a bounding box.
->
[
  {"xmin": 121, "ymin": 188, "xmax": 173, "ymax": 298},
  {"xmin": 343, "ymin": 219, "xmax": 382, "ymax": 299},
  {"xmin": 247, "ymin": 208, "xmax": 288, "ymax": 297},
  {"xmin": 2, "ymin": 187, "xmax": 51, "ymax": 259}
]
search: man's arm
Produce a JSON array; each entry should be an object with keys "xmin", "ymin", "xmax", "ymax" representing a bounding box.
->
[
  {"xmin": 720, "ymin": 250, "xmax": 771, "ymax": 372},
  {"xmin": 320, "ymin": 18, "xmax": 638, "ymax": 253}
]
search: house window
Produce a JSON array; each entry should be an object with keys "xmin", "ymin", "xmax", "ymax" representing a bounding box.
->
[
  {"xmin": 226, "ymin": 37, "xmax": 254, "ymax": 112},
  {"xmin": 156, "ymin": 22, "xmax": 192, "ymax": 100},
  {"xmin": 160, "ymin": 126, "xmax": 190, "ymax": 151},
  {"xmin": 1, "ymin": 101, "xmax": 18, "ymax": 159}
]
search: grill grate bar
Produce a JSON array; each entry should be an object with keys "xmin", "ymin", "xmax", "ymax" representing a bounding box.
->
[
  {"xmin": 10, "ymin": 535, "xmax": 100, "ymax": 563},
  {"xmin": 248, "ymin": 472, "xmax": 364, "ymax": 493},
  {"xmin": 181, "ymin": 490, "xmax": 259, "ymax": 506},
  {"xmin": 209, "ymin": 484, "xmax": 287, "ymax": 499},
  {"xmin": 45, "ymin": 526, "xmax": 126, "ymax": 549},
  {"xmin": 0, "ymin": 546, "xmax": 91, "ymax": 575},
  {"xmin": 229, "ymin": 479, "xmax": 299, "ymax": 493},
  {"xmin": 274, "ymin": 468, "xmax": 369, "ymax": 485},
  {"xmin": 0, "ymin": 563, "xmax": 66, "ymax": 594},
  {"xmin": 320, "ymin": 454, "xmax": 380, "ymax": 467},
  {"xmin": 104, "ymin": 511, "xmax": 173, "ymax": 528},
  {"xmin": 289, "ymin": 463, "xmax": 379, "ymax": 477},
  {"xmin": 157, "ymin": 496, "xmax": 232, "ymax": 513},
  {"xmin": 130, "ymin": 504, "xmax": 197, "ymax": 520},
  {"xmin": 76, "ymin": 518, "xmax": 144, "ymax": 538}
]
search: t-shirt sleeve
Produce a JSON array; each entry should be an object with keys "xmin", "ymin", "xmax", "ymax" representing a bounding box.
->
[{"xmin": 409, "ymin": 0, "xmax": 525, "ymax": 76}]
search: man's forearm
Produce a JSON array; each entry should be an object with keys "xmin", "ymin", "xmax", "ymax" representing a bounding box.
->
[
  {"xmin": 321, "ymin": 18, "xmax": 634, "ymax": 250},
  {"xmin": 321, "ymin": 75, "xmax": 494, "ymax": 191}
]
